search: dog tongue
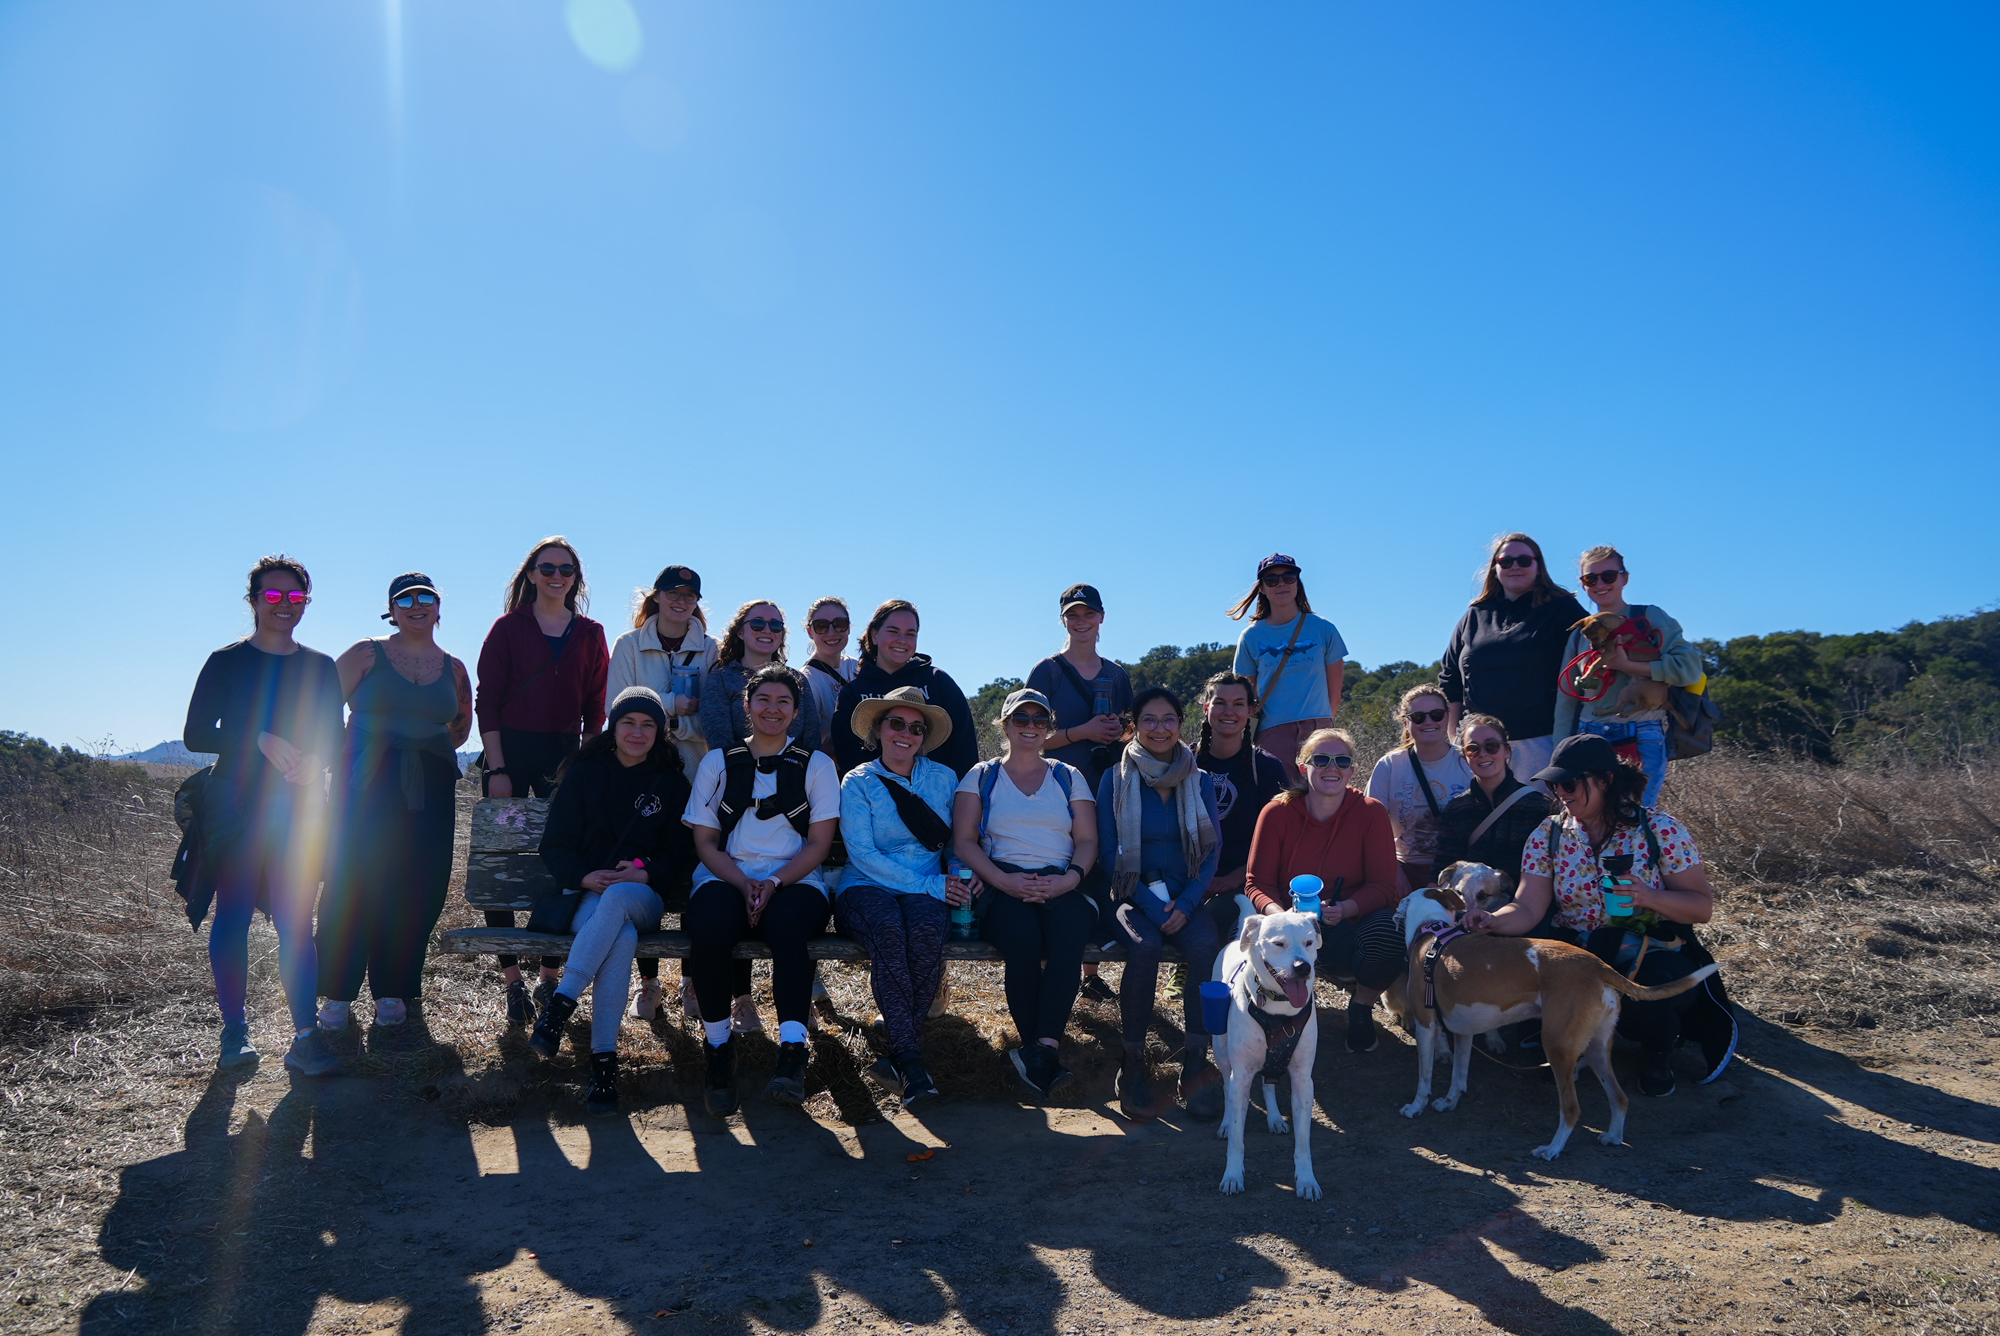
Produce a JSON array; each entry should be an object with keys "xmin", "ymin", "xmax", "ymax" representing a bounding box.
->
[{"xmin": 1281, "ymin": 975, "xmax": 1312, "ymax": 1009}]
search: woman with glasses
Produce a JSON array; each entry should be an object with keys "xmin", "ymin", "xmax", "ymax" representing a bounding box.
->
[
  {"xmin": 1229, "ymin": 554, "xmax": 1348, "ymax": 781},
  {"xmin": 1432, "ymin": 714, "xmax": 1552, "ymax": 879},
  {"xmin": 1096, "ymin": 687, "xmax": 1224, "ymax": 1122},
  {"xmin": 951, "ymin": 688, "xmax": 1099, "ymax": 1100},
  {"xmin": 835, "ymin": 688, "xmax": 972, "ymax": 1109},
  {"xmin": 1437, "ymin": 533, "xmax": 1586, "ymax": 786},
  {"xmin": 1464, "ymin": 734, "xmax": 1737, "ymax": 1098},
  {"xmin": 183, "ymin": 554, "xmax": 346, "ymax": 1076},
  {"xmin": 684, "ymin": 666, "xmax": 841, "ymax": 1113},
  {"xmin": 1551, "ymin": 546, "xmax": 1705, "ymax": 808},
  {"xmin": 317, "ymin": 573, "xmax": 473, "ymax": 1038},
  {"xmin": 475, "ymin": 536, "xmax": 611, "ymax": 1025},
  {"xmin": 1244, "ymin": 727, "xmax": 1400, "ymax": 1055},
  {"xmin": 1365, "ymin": 683, "xmax": 1473, "ymax": 893},
  {"xmin": 832, "ymin": 600, "xmax": 979, "ymax": 780},
  {"xmin": 527, "ymin": 688, "xmax": 697, "ymax": 1116},
  {"xmin": 700, "ymin": 601, "xmax": 821, "ymax": 754},
  {"xmin": 801, "ymin": 597, "xmax": 860, "ymax": 755}
]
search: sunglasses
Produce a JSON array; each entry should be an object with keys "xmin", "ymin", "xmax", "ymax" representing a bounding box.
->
[
  {"xmin": 745, "ymin": 618, "xmax": 784, "ymax": 633},
  {"xmin": 258, "ymin": 590, "xmax": 310, "ymax": 606},
  {"xmin": 1495, "ymin": 555, "xmax": 1537, "ymax": 570},
  {"xmin": 882, "ymin": 716, "xmax": 929, "ymax": 737},
  {"xmin": 1406, "ymin": 708, "xmax": 1447, "ymax": 724},
  {"xmin": 1007, "ymin": 710, "xmax": 1052, "ymax": 727},
  {"xmin": 1260, "ymin": 571, "xmax": 1299, "ymax": 586},
  {"xmin": 1306, "ymin": 753, "xmax": 1355, "ymax": 770},
  {"xmin": 1579, "ymin": 570, "xmax": 1626, "ymax": 587},
  {"xmin": 1461, "ymin": 739, "xmax": 1506, "ymax": 756},
  {"xmin": 809, "ymin": 618, "xmax": 850, "ymax": 635},
  {"xmin": 535, "ymin": 562, "xmax": 577, "ymax": 577},
  {"xmin": 1552, "ymin": 777, "xmax": 1592, "ymax": 796},
  {"xmin": 393, "ymin": 592, "xmax": 438, "ymax": 609}
]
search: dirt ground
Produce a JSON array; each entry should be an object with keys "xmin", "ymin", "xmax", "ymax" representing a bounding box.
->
[{"xmin": 5, "ymin": 957, "xmax": 1996, "ymax": 1336}]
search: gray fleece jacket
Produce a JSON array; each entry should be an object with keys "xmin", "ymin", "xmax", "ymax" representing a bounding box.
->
[{"xmin": 699, "ymin": 660, "xmax": 820, "ymax": 752}]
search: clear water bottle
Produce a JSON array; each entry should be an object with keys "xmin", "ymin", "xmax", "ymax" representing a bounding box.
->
[
  {"xmin": 948, "ymin": 857, "xmax": 979, "ymax": 941},
  {"xmin": 1093, "ymin": 679, "xmax": 1113, "ymax": 719}
]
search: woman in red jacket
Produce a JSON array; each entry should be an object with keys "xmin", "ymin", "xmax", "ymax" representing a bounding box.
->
[
  {"xmin": 1243, "ymin": 727, "xmax": 1402, "ymax": 1055},
  {"xmin": 475, "ymin": 536, "xmax": 611, "ymax": 1025}
]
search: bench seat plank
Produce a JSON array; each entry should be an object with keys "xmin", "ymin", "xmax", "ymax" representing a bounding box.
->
[
  {"xmin": 469, "ymin": 798, "xmax": 550, "ymax": 854},
  {"xmin": 464, "ymin": 852, "xmax": 562, "ymax": 910},
  {"xmin": 437, "ymin": 927, "xmax": 1175, "ymax": 965}
]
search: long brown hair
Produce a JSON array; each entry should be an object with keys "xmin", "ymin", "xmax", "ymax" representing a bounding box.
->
[
  {"xmin": 858, "ymin": 599, "xmax": 920, "ymax": 662},
  {"xmin": 505, "ymin": 536, "xmax": 587, "ymax": 614},
  {"xmin": 1226, "ymin": 576, "xmax": 1314, "ymax": 622},
  {"xmin": 1472, "ymin": 532, "xmax": 1565, "ymax": 607},
  {"xmin": 717, "ymin": 599, "xmax": 788, "ymax": 668}
]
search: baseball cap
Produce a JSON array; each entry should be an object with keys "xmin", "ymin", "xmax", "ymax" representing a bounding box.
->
[
  {"xmin": 653, "ymin": 565, "xmax": 701, "ymax": 596},
  {"xmin": 1257, "ymin": 553, "xmax": 1300, "ymax": 577},
  {"xmin": 1532, "ymin": 733, "xmax": 1621, "ymax": 787},
  {"xmin": 382, "ymin": 572, "xmax": 439, "ymax": 619},
  {"xmin": 1059, "ymin": 583, "xmax": 1104, "ymax": 615}
]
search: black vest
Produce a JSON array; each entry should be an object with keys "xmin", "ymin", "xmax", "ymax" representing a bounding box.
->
[{"xmin": 717, "ymin": 742, "xmax": 815, "ymax": 841}]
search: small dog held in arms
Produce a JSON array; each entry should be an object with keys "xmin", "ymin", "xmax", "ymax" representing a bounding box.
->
[
  {"xmin": 1568, "ymin": 612, "xmax": 1670, "ymax": 718},
  {"xmin": 1388, "ymin": 884, "xmax": 1718, "ymax": 1161},
  {"xmin": 1212, "ymin": 906, "xmax": 1321, "ymax": 1199}
]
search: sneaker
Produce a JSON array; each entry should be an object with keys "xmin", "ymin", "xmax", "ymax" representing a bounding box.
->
[
  {"xmin": 703, "ymin": 1040, "xmax": 738, "ymax": 1117},
  {"xmin": 217, "ymin": 1022, "xmax": 259, "ymax": 1071},
  {"xmin": 505, "ymin": 979, "xmax": 533, "ymax": 1027},
  {"xmin": 766, "ymin": 1041, "xmax": 809, "ymax": 1106},
  {"xmin": 372, "ymin": 998, "xmax": 407, "ymax": 1028},
  {"xmin": 284, "ymin": 1029, "xmax": 343, "ymax": 1078},
  {"xmin": 925, "ymin": 970, "xmax": 952, "ymax": 1021},
  {"xmin": 1116, "ymin": 1047, "xmax": 1155, "ymax": 1122},
  {"xmin": 1639, "ymin": 1050, "xmax": 1677, "ymax": 1097},
  {"xmin": 528, "ymin": 992, "xmax": 579, "ymax": 1059},
  {"xmin": 1345, "ymin": 1001, "xmax": 1379, "ymax": 1054},
  {"xmin": 1180, "ymin": 1052, "xmax": 1224, "ymax": 1121},
  {"xmin": 1079, "ymin": 973, "xmax": 1117, "ymax": 1005},
  {"xmin": 730, "ymin": 994, "xmax": 764, "ymax": 1035},
  {"xmin": 863, "ymin": 1055, "xmax": 905, "ymax": 1098},
  {"xmin": 1008, "ymin": 1046, "xmax": 1074, "ymax": 1100},
  {"xmin": 678, "ymin": 977, "xmax": 702, "ymax": 1023},
  {"xmin": 317, "ymin": 1000, "xmax": 351, "ymax": 1032},
  {"xmin": 897, "ymin": 1055, "xmax": 940, "ymax": 1108},
  {"xmin": 629, "ymin": 978, "xmax": 663, "ymax": 1020},
  {"xmin": 586, "ymin": 1051, "xmax": 620, "ymax": 1116}
]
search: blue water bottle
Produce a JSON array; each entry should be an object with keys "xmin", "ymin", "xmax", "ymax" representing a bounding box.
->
[
  {"xmin": 948, "ymin": 857, "xmax": 979, "ymax": 941},
  {"xmin": 1289, "ymin": 874, "xmax": 1323, "ymax": 918}
]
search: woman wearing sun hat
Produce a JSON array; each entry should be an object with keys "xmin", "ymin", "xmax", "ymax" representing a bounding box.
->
[
  {"xmin": 835, "ymin": 686, "xmax": 974, "ymax": 1108},
  {"xmin": 1229, "ymin": 554, "xmax": 1348, "ymax": 781},
  {"xmin": 317, "ymin": 573, "xmax": 473, "ymax": 1038}
]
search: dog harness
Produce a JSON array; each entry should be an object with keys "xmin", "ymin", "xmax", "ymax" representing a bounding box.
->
[
  {"xmin": 1421, "ymin": 917, "xmax": 1472, "ymax": 1012},
  {"xmin": 1228, "ymin": 961, "xmax": 1313, "ymax": 1080}
]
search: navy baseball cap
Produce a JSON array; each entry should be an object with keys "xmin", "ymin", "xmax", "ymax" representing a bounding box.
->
[
  {"xmin": 1257, "ymin": 553, "xmax": 1300, "ymax": 577},
  {"xmin": 382, "ymin": 572, "xmax": 439, "ymax": 619},
  {"xmin": 654, "ymin": 565, "xmax": 701, "ymax": 595}
]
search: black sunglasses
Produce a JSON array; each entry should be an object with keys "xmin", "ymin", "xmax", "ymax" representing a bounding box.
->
[
  {"xmin": 1260, "ymin": 571, "xmax": 1299, "ymax": 586},
  {"xmin": 1495, "ymin": 555, "xmax": 1537, "ymax": 570},
  {"xmin": 1552, "ymin": 777, "xmax": 1592, "ymax": 796},
  {"xmin": 1579, "ymin": 570, "xmax": 1627, "ymax": 587},
  {"xmin": 1007, "ymin": 710, "xmax": 1052, "ymax": 727},
  {"xmin": 535, "ymin": 562, "xmax": 577, "ymax": 577},
  {"xmin": 1406, "ymin": 708, "xmax": 1447, "ymax": 724},
  {"xmin": 809, "ymin": 618, "xmax": 850, "ymax": 635},
  {"xmin": 883, "ymin": 716, "xmax": 929, "ymax": 737},
  {"xmin": 745, "ymin": 617, "xmax": 784, "ymax": 633},
  {"xmin": 1461, "ymin": 739, "xmax": 1505, "ymax": 756},
  {"xmin": 1306, "ymin": 753, "xmax": 1355, "ymax": 770}
]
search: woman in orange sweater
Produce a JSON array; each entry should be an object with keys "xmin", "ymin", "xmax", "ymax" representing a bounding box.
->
[{"xmin": 1244, "ymin": 726, "xmax": 1403, "ymax": 1054}]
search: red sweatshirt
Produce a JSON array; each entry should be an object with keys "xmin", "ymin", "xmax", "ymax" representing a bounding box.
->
[
  {"xmin": 1244, "ymin": 791, "xmax": 1400, "ymax": 919},
  {"xmin": 474, "ymin": 608, "xmax": 609, "ymax": 737}
]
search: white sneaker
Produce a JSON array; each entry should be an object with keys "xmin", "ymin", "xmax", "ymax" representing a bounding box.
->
[
  {"xmin": 373, "ymin": 998, "xmax": 407, "ymax": 1027},
  {"xmin": 926, "ymin": 968, "xmax": 952, "ymax": 1020},
  {"xmin": 678, "ymin": 977, "xmax": 702, "ymax": 1023},
  {"xmin": 730, "ymin": 994, "xmax": 764, "ymax": 1034},
  {"xmin": 317, "ymin": 1000, "xmax": 350, "ymax": 1032},
  {"xmin": 630, "ymin": 978, "xmax": 664, "ymax": 1020}
]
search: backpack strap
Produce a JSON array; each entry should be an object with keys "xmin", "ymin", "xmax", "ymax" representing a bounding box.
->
[
  {"xmin": 976, "ymin": 760, "xmax": 1077, "ymax": 843},
  {"xmin": 875, "ymin": 769, "xmax": 954, "ymax": 868},
  {"xmin": 719, "ymin": 743, "xmax": 817, "ymax": 841},
  {"xmin": 716, "ymin": 744, "xmax": 756, "ymax": 839},
  {"xmin": 1251, "ymin": 616, "xmax": 1308, "ymax": 734},
  {"xmin": 1639, "ymin": 811, "xmax": 1663, "ymax": 875}
]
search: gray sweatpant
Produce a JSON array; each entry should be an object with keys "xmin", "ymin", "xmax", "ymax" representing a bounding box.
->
[{"xmin": 555, "ymin": 882, "xmax": 664, "ymax": 1053}]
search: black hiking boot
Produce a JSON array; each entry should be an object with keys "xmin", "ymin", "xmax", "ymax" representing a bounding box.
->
[
  {"xmin": 1180, "ymin": 1050, "xmax": 1224, "ymax": 1121},
  {"xmin": 703, "ymin": 1039, "xmax": 738, "ymax": 1116},
  {"xmin": 1117, "ymin": 1046, "xmax": 1156, "ymax": 1122},
  {"xmin": 505, "ymin": 979, "xmax": 533, "ymax": 1027},
  {"xmin": 1639, "ymin": 1049, "xmax": 1677, "ymax": 1097},
  {"xmin": 586, "ymin": 1051, "xmax": 620, "ymax": 1115},
  {"xmin": 527, "ymin": 991, "xmax": 578, "ymax": 1058},
  {"xmin": 1345, "ymin": 1000, "xmax": 1379, "ymax": 1054},
  {"xmin": 766, "ymin": 1041, "xmax": 809, "ymax": 1106}
]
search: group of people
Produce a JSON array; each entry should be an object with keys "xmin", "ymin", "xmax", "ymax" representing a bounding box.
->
[{"xmin": 181, "ymin": 530, "xmax": 1731, "ymax": 1115}]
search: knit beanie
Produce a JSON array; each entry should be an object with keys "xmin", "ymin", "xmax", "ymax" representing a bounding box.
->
[{"xmin": 608, "ymin": 686, "xmax": 669, "ymax": 735}]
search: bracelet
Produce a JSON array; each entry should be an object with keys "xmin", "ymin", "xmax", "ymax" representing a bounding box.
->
[
  {"xmin": 1065, "ymin": 862, "xmax": 1087, "ymax": 879},
  {"xmin": 485, "ymin": 764, "xmax": 509, "ymax": 777}
]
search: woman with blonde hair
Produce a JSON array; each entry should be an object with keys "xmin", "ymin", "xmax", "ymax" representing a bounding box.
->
[
  {"xmin": 1437, "ymin": 533, "xmax": 1587, "ymax": 785},
  {"xmin": 1365, "ymin": 682, "xmax": 1472, "ymax": 892},
  {"xmin": 1229, "ymin": 553, "xmax": 1348, "ymax": 781},
  {"xmin": 1244, "ymin": 726, "xmax": 1401, "ymax": 1054}
]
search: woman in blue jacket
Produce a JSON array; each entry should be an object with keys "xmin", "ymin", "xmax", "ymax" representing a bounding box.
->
[
  {"xmin": 1097, "ymin": 686, "xmax": 1223, "ymax": 1123},
  {"xmin": 834, "ymin": 687, "xmax": 977, "ymax": 1108}
]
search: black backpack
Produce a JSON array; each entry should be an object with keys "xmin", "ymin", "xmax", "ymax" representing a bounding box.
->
[{"xmin": 716, "ymin": 742, "xmax": 816, "ymax": 841}]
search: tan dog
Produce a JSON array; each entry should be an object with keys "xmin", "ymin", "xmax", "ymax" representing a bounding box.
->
[
  {"xmin": 1569, "ymin": 613, "xmax": 1670, "ymax": 718},
  {"xmin": 1388, "ymin": 890, "xmax": 1717, "ymax": 1160}
]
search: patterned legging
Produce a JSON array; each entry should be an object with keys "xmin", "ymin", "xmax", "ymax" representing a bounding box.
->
[{"xmin": 834, "ymin": 886, "xmax": 948, "ymax": 1057}]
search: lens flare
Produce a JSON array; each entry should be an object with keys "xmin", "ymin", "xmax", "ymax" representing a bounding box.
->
[{"xmin": 567, "ymin": 0, "xmax": 643, "ymax": 71}]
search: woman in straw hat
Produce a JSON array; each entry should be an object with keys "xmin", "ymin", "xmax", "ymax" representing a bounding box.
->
[{"xmin": 835, "ymin": 686, "xmax": 973, "ymax": 1108}]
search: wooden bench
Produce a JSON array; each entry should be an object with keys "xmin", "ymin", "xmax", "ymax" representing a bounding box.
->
[{"xmin": 438, "ymin": 797, "xmax": 1172, "ymax": 963}]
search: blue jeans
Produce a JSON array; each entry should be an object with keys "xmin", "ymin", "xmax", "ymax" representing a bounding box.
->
[{"xmin": 1579, "ymin": 719, "xmax": 1668, "ymax": 807}]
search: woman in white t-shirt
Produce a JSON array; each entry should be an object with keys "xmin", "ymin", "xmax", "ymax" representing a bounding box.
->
[
  {"xmin": 1365, "ymin": 683, "xmax": 1473, "ymax": 892},
  {"xmin": 801, "ymin": 596, "xmax": 860, "ymax": 755},
  {"xmin": 950, "ymin": 688, "xmax": 1099, "ymax": 1101},
  {"xmin": 683, "ymin": 664, "xmax": 841, "ymax": 1115}
]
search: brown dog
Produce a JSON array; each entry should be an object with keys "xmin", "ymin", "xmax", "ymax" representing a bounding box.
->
[
  {"xmin": 1568, "ymin": 613, "xmax": 1670, "ymax": 718},
  {"xmin": 1387, "ymin": 888, "xmax": 1717, "ymax": 1160}
]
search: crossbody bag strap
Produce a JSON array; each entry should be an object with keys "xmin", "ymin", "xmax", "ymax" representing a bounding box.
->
[
  {"xmin": 1405, "ymin": 747, "xmax": 1446, "ymax": 825},
  {"xmin": 1252, "ymin": 616, "xmax": 1308, "ymax": 732},
  {"xmin": 1466, "ymin": 783, "xmax": 1536, "ymax": 850}
]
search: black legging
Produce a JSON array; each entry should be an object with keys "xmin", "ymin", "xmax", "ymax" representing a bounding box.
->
[
  {"xmin": 685, "ymin": 881, "xmax": 832, "ymax": 1025},
  {"xmin": 1320, "ymin": 906, "xmax": 1404, "ymax": 991},
  {"xmin": 979, "ymin": 872, "xmax": 1094, "ymax": 1046},
  {"xmin": 483, "ymin": 728, "xmax": 576, "ymax": 971},
  {"xmin": 1582, "ymin": 924, "xmax": 1726, "ymax": 1055}
]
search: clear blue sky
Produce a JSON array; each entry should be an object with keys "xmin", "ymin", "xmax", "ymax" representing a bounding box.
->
[{"xmin": 3, "ymin": 1, "xmax": 1995, "ymax": 752}]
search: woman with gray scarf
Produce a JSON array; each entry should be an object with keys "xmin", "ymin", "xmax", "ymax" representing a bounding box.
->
[{"xmin": 1093, "ymin": 686, "xmax": 1223, "ymax": 1122}]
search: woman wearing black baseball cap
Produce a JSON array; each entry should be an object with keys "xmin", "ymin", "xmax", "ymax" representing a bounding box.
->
[
  {"xmin": 1228, "ymin": 554, "xmax": 1349, "ymax": 781},
  {"xmin": 317, "ymin": 573, "xmax": 473, "ymax": 1036}
]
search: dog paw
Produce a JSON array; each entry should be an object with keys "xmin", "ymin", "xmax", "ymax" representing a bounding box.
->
[
  {"xmin": 1295, "ymin": 1175, "xmax": 1322, "ymax": 1202},
  {"xmin": 1266, "ymin": 1116, "xmax": 1290, "ymax": 1135},
  {"xmin": 1431, "ymin": 1094, "xmax": 1460, "ymax": 1113},
  {"xmin": 1482, "ymin": 1032, "xmax": 1506, "ymax": 1055},
  {"xmin": 1399, "ymin": 1101, "xmax": 1426, "ymax": 1119},
  {"xmin": 1598, "ymin": 1130, "xmax": 1625, "ymax": 1147},
  {"xmin": 1219, "ymin": 1170, "xmax": 1245, "ymax": 1195},
  {"xmin": 1531, "ymin": 1144, "xmax": 1561, "ymax": 1161}
]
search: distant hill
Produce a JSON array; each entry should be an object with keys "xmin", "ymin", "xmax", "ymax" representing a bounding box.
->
[{"xmin": 113, "ymin": 740, "xmax": 217, "ymax": 768}]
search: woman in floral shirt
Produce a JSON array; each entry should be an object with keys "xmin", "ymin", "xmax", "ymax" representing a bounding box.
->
[{"xmin": 1465, "ymin": 734, "xmax": 1737, "ymax": 1097}]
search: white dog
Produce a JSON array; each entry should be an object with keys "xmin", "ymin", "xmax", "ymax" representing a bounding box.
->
[{"xmin": 1212, "ymin": 906, "xmax": 1321, "ymax": 1199}]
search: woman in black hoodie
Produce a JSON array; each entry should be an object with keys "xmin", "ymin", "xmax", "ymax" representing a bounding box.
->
[
  {"xmin": 1437, "ymin": 533, "xmax": 1588, "ymax": 786},
  {"xmin": 528, "ymin": 686, "xmax": 696, "ymax": 1114},
  {"xmin": 832, "ymin": 600, "xmax": 979, "ymax": 779}
]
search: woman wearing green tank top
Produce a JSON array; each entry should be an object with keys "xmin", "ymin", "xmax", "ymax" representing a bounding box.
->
[{"xmin": 315, "ymin": 573, "xmax": 473, "ymax": 1034}]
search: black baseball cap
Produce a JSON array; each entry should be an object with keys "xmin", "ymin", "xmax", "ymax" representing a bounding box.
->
[
  {"xmin": 1532, "ymin": 733, "xmax": 1621, "ymax": 787},
  {"xmin": 654, "ymin": 565, "xmax": 701, "ymax": 596},
  {"xmin": 1059, "ymin": 583, "xmax": 1104, "ymax": 614},
  {"xmin": 382, "ymin": 572, "xmax": 439, "ymax": 619}
]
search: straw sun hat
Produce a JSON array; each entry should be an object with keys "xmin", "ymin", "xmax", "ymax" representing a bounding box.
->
[{"xmin": 849, "ymin": 686, "xmax": 953, "ymax": 755}]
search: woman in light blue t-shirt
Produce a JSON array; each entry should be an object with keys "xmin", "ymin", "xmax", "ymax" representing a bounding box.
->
[{"xmin": 1228, "ymin": 552, "xmax": 1347, "ymax": 779}]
